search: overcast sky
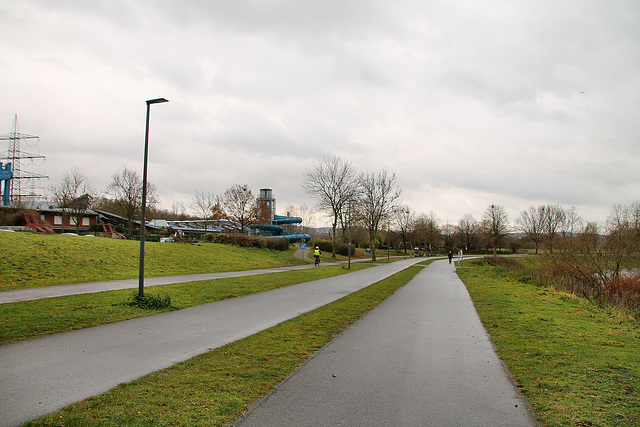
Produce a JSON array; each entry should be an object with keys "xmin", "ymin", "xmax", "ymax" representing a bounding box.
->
[{"xmin": 1, "ymin": 0, "xmax": 639, "ymax": 227}]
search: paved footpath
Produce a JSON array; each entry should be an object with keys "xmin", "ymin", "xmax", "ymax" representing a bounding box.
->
[
  {"xmin": 0, "ymin": 258, "xmax": 422, "ymax": 427},
  {"xmin": 0, "ymin": 253, "xmax": 374, "ymax": 304},
  {"xmin": 235, "ymin": 260, "xmax": 537, "ymax": 426},
  {"xmin": 0, "ymin": 265, "xmax": 322, "ymax": 304}
]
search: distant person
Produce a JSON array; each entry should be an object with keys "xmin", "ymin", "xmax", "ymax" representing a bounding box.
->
[
  {"xmin": 448, "ymin": 250, "xmax": 453, "ymax": 264},
  {"xmin": 314, "ymin": 246, "xmax": 321, "ymax": 266}
]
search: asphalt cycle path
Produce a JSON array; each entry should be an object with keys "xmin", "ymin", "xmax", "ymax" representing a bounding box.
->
[
  {"xmin": 235, "ymin": 260, "xmax": 538, "ymax": 426},
  {"xmin": 0, "ymin": 254, "xmax": 375, "ymax": 304},
  {"xmin": 0, "ymin": 257, "xmax": 424, "ymax": 427},
  {"xmin": 0, "ymin": 264, "xmax": 324, "ymax": 304}
]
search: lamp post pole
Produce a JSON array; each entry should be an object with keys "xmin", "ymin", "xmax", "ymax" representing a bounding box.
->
[
  {"xmin": 139, "ymin": 98, "xmax": 168, "ymax": 297},
  {"xmin": 387, "ymin": 221, "xmax": 390, "ymax": 262},
  {"xmin": 348, "ymin": 200, "xmax": 351, "ymax": 269},
  {"xmin": 404, "ymin": 210, "xmax": 409, "ymax": 254}
]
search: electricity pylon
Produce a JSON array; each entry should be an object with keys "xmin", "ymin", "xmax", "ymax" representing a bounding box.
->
[{"xmin": 0, "ymin": 114, "xmax": 48, "ymax": 206}]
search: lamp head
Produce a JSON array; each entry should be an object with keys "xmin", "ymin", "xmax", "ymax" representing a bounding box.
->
[{"xmin": 146, "ymin": 98, "xmax": 169, "ymax": 105}]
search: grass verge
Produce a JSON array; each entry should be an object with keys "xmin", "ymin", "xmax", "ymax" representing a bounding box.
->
[
  {"xmin": 24, "ymin": 266, "xmax": 423, "ymax": 426},
  {"xmin": 0, "ymin": 264, "xmax": 371, "ymax": 345},
  {"xmin": 457, "ymin": 259, "xmax": 640, "ymax": 426}
]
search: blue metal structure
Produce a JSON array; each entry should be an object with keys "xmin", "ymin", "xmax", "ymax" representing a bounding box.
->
[
  {"xmin": 0, "ymin": 162, "xmax": 12, "ymax": 206},
  {"xmin": 251, "ymin": 188, "xmax": 311, "ymax": 243}
]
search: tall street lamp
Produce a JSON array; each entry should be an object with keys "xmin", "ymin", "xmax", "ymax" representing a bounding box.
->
[
  {"xmin": 347, "ymin": 200, "xmax": 352, "ymax": 269},
  {"xmin": 387, "ymin": 221, "xmax": 390, "ymax": 262},
  {"xmin": 139, "ymin": 98, "xmax": 168, "ymax": 297}
]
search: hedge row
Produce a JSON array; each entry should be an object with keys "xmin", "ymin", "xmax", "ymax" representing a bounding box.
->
[
  {"xmin": 312, "ymin": 240, "xmax": 354, "ymax": 256},
  {"xmin": 202, "ymin": 233, "xmax": 289, "ymax": 251}
]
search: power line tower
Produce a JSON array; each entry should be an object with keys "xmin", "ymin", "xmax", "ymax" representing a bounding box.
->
[{"xmin": 0, "ymin": 114, "xmax": 48, "ymax": 206}]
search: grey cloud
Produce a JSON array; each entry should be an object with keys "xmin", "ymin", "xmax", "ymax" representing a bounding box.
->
[{"xmin": 1, "ymin": 0, "xmax": 639, "ymax": 225}]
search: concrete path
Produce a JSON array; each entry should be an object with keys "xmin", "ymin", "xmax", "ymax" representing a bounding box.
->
[
  {"xmin": 235, "ymin": 260, "xmax": 537, "ymax": 426},
  {"xmin": 0, "ymin": 258, "xmax": 423, "ymax": 427}
]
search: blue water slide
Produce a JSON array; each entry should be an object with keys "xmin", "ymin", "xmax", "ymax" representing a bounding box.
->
[
  {"xmin": 277, "ymin": 233, "xmax": 311, "ymax": 243},
  {"xmin": 250, "ymin": 224, "xmax": 283, "ymax": 232},
  {"xmin": 250, "ymin": 217, "xmax": 310, "ymax": 243},
  {"xmin": 272, "ymin": 215, "xmax": 303, "ymax": 225}
]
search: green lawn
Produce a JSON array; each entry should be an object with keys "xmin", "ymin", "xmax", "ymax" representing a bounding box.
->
[
  {"xmin": 458, "ymin": 260, "xmax": 640, "ymax": 426},
  {"xmin": 0, "ymin": 233, "xmax": 305, "ymax": 290}
]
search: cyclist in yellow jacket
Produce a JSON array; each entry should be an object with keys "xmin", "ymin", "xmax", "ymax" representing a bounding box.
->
[{"xmin": 314, "ymin": 246, "xmax": 321, "ymax": 266}]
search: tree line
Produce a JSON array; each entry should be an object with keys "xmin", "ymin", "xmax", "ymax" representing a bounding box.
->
[
  {"xmin": 44, "ymin": 161, "xmax": 639, "ymax": 271},
  {"xmin": 44, "ymin": 160, "xmax": 640, "ymax": 312},
  {"xmin": 302, "ymin": 157, "xmax": 640, "ymax": 265},
  {"xmin": 48, "ymin": 168, "xmax": 282, "ymax": 238},
  {"xmin": 301, "ymin": 156, "xmax": 514, "ymax": 260},
  {"xmin": 49, "ymin": 167, "xmax": 161, "ymax": 237}
]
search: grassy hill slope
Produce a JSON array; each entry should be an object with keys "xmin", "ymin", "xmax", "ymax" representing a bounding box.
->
[{"xmin": 0, "ymin": 232, "xmax": 305, "ymax": 291}]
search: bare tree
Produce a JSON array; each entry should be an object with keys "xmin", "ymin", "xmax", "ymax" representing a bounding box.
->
[
  {"xmin": 413, "ymin": 211, "xmax": 440, "ymax": 256},
  {"xmin": 559, "ymin": 206, "xmax": 581, "ymax": 237},
  {"xmin": 302, "ymin": 156, "xmax": 359, "ymax": 257},
  {"xmin": 356, "ymin": 169, "xmax": 401, "ymax": 261},
  {"xmin": 190, "ymin": 190, "xmax": 218, "ymax": 232},
  {"xmin": 298, "ymin": 204, "xmax": 316, "ymax": 233},
  {"xmin": 546, "ymin": 221, "xmax": 608, "ymax": 300},
  {"xmin": 105, "ymin": 167, "xmax": 158, "ymax": 238},
  {"xmin": 424, "ymin": 212, "xmax": 440, "ymax": 256},
  {"xmin": 544, "ymin": 203, "xmax": 640, "ymax": 308},
  {"xmin": 393, "ymin": 204, "xmax": 414, "ymax": 254},
  {"xmin": 540, "ymin": 204, "xmax": 566, "ymax": 252},
  {"xmin": 49, "ymin": 168, "xmax": 96, "ymax": 233},
  {"xmin": 221, "ymin": 184, "xmax": 259, "ymax": 234},
  {"xmin": 169, "ymin": 202, "xmax": 189, "ymax": 220},
  {"xmin": 149, "ymin": 205, "xmax": 193, "ymax": 221},
  {"xmin": 605, "ymin": 202, "xmax": 640, "ymax": 277},
  {"xmin": 442, "ymin": 221, "xmax": 455, "ymax": 249},
  {"xmin": 482, "ymin": 204, "xmax": 510, "ymax": 256},
  {"xmin": 285, "ymin": 204, "xmax": 316, "ymax": 233},
  {"xmin": 517, "ymin": 205, "xmax": 545, "ymax": 254},
  {"xmin": 456, "ymin": 214, "xmax": 479, "ymax": 252}
]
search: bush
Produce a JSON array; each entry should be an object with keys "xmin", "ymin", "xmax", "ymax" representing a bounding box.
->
[
  {"xmin": 0, "ymin": 208, "xmax": 28, "ymax": 226},
  {"xmin": 604, "ymin": 273, "xmax": 640, "ymax": 311},
  {"xmin": 233, "ymin": 234, "xmax": 261, "ymax": 248},
  {"xmin": 311, "ymin": 240, "xmax": 333, "ymax": 255},
  {"xmin": 203, "ymin": 233, "xmax": 230, "ymax": 244},
  {"xmin": 335, "ymin": 242, "xmax": 355, "ymax": 256},
  {"xmin": 201, "ymin": 233, "xmax": 289, "ymax": 251},
  {"xmin": 116, "ymin": 291, "xmax": 176, "ymax": 310},
  {"xmin": 312, "ymin": 240, "xmax": 355, "ymax": 256},
  {"xmin": 491, "ymin": 255, "xmax": 640, "ymax": 314},
  {"xmin": 266, "ymin": 238, "xmax": 289, "ymax": 251}
]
